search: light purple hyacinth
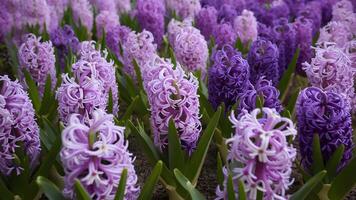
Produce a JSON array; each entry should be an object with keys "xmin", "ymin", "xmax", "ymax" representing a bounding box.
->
[
  {"xmin": 217, "ymin": 4, "xmax": 237, "ymax": 24},
  {"xmin": 144, "ymin": 56, "xmax": 202, "ymax": 153},
  {"xmin": 70, "ymin": 0, "xmax": 93, "ymax": 31},
  {"xmin": 233, "ymin": 9, "xmax": 258, "ymax": 45},
  {"xmin": 173, "ymin": 26, "xmax": 209, "ymax": 74},
  {"xmin": 122, "ymin": 30, "xmax": 157, "ymax": 79},
  {"xmin": 116, "ymin": 0, "xmax": 131, "ymax": 14},
  {"xmin": 303, "ymin": 42, "xmax": 355, "ymax": 111},
  {"xmin": 167, "ymin": 19, "xmax": 192, "ymax": 48},
  {"xmin": 318, "ymin": 21, "xmax": 352, "ymax": 49},
  {"xmin": 90, "ymin": 0, "xmax": 116, "ymax": 13},
  {"xmin": 21, "ymin": 0, "xmax": 52, "ymax": 31},
  {"xmin": 76, "ymin": 41, "xmax": 119, "ymax": 115},
  {"xmin": 166, "ymin": 0, "xmax": 201, "ymax": 19},
  {"xmin": 61, "ymin": 109, "xmax": 139, "ymax": 200},
  {"xmin": 0, "ymin": 75, "xmax": 41, "ymax": 176},
  {"xmin": 216, "ymin": 108, "xmax": 296, "ymax": 200},
  {"xmin": 332, "ymin": 0, "xmax": 356, "ymax": 32},
  {"xmin": 47, "ymin": 0, "xmax": 68, "ymax": 32},
  {"xmin": 212, "ymin": 23, "xmax": 236, "ymax": 48},
  {"xmin": 18, "ymin": 34, "xmax": 57, "ymax": 96},
  {"xmin": 106, "ymin": 25, "xmax": 131, "ymax": 59},
  {"xmin": 195, "ymin": 6, "xmax": 218, "ymax": 40},
  {"xmin": 95, "ymin": 10, "xmax": 120, "ymax": 39}
]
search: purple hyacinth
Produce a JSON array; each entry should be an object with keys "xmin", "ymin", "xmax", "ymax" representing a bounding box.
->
[
  {"xmin": 61, "ymin": 109, "xmax": 139, "ymax": 200},
  {"xmin": 212, "ymin": 23, "xmax": 237, "ymax": 49},
  {"xmin": 318, "ymin": 21, "xmax": 352, "ymax": 49},
  {"xmin": 294, "ymin": 17, "xmax": 313, "ymax": 75},
  {"xmin": 297, "ymin": 87, "xmax": 353, "ymax": 171},
  {"xmin": 297, "ymin": 1, "xmax": 322, "ymax": 36},
  {"xmin": 76, "ymin": 41, "xmax": 119, "ymax": 115},
  {"xmin": 90, "ymin": 0, "xmax": 116, "ymax": 13},
  {"xmin": 135, "ymin": 0, "xmax": 165, "ymax": 46},
  {"xmin": 116, "ymin": 0, "xmax": 131, "ymax": 14},
  {"xmin": 246, "ymin": 0, "xmax": 290, "ymax": 26},
  {"xmin": 247, "ymin": 38, "xmax": 279, "ymax": 86},
  {"xmin": 303, "ymin": 43, "xmax": 355, "ymax": 111},
  {"xmin": 95, "ymin": 10, "xmax": 120, "ymax": 39},
  {"xmin": 173, "ymin": 26, "xmax": 209, "ymax": 73},
  {"xmin": 195, "ymin": 6, "xmax": 218, "ymax": 40},
  {"xmin": 166, "ymin": 0, "xmax": 201, "ymax": 19},
  {"xmin": 18, "ymin": 34, "xmax": 57, "ymax": 96},
  {"xmin": 144, "ymin": 56, "xmax": 201, "ymax": 153},
  {"xmin": 208, "ymin": 45, "xmax": 250, "ymax": 110},
  {"xmin": 167, "ymin": 19, "xmax": 192, "ymax": 48},
  {"xmin": 332, "ymin": 0, "xmax": 356, "ymax": 32},
  {"xmin": 0, "ymin": 75, "xmax": 41, "ymax": 176},
  {"xmin": 216, "ymin": 108, "xmax": 296, "ymax": 200},
  {"xmin": 233, "ymin": 9, "xmax": 258, "ymax": 45},
  {"xmin": 106, "ymin": 25, "xmax": 131, "ymax": 58},
  {"xmin": 70, "ymin": 0, "xmax": 93, "ymax": 31},
  {"xmin": 236, "ymin": 77, "xmax": 283, "ymax": 117},
  {"xmin": 217, "ymin": 4, "xmax": 237, "ymax": 24}
]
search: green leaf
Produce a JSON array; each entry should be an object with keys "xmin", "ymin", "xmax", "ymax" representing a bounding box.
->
[
  {"xmin": 256, "ymin": 190, "xmax": 263, "ymax": 200},
  {"xmin": 123, "ymin": 73, "xmax": 137, "ymax": 98},
  {"xmin": 100, "ymin": 30, "xmax": 106, "ymax": 51},
  {"xmin": 24, "ymin": 69, "xmax": 41, "ymax": 111},
  {"xmin": 328, "ymin": 157, "xmax": 356, "ymax": 200},
  {"xmin": 0, "ymin": 177, "xmax": 14, "ymax": 200},
  {"xmin": 238, "ymin": 180, "xmax": 246, "ymax": 200},
  {"xmin": 121, "ymin": 95, "xmax": 139, "ymax": 121},
  {"xmin": 74, "ymin": 179, "xmax": 91, "ymax": 200},
  {"xmin": 114, "ymin": 169, "xmax": 128, "ymax": 200},
  {"xmin": 133, "ymin": 59, "xmax": 144, "ymax": 90},
  {"xmin": 217, "ymin": 153, "xmax": 224, "ymax": 186},
  {"xmin": 325, "ymin": 145, "xmax": 344, "ymax": 182},
  {"xmin": 168, "ymin": 47, "xmax": 177, "ymax": 68},
  {"xmin": 39, "ymin": 75, "xmax": 54, "ymax": 114},
  {"xmin": 107, "ymin": 89, "xmax": 113, "ymax": 114},
  {"xmin": 227, "ymin": 174, "xmax": 235, "ymax": 200},
  {"xmin": 138, "ymin": 161, "xmax": 163, "ymax": 200},
  {"xmin": 290, "ymin": 170, "xmax": 327, "ymax": 200},
  {"xmin": 278, "ymin": 48, "xmax": 300, "ymax": 102},
  {"xmin": 312, "ymin": 134, "xmax": 324, "ymax": 174},
  {"xmin": 174, "ymin": 169, "xmax": 206, "ymax": 200},
  {"xmin": 168, "ymin": 119, "xmax": 185, "ymax": 170},
  {"xmin": 218, "ymin": 104, "xmax": 233, "ymax": 138},
  {"xmin": 186, "ymin": 107, "xmax": 222, "ymax": 185},
  {"xmin": 36, "ymin": 176, "xmax": 65, "ymax": 200}
]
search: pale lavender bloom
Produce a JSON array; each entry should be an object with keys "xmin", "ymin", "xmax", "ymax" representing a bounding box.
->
[
  {"xmin": 318, "ymin": 21, "xmax": 352, "ymax": 48},
  {"xmin": 233, "ymin": 9, "xmax": 258, "ymax": 45},
  {"xmin": 216, "ymin": 108, "xmax": 296, "ymax": 200},
  {"xmin": 167, "ymin": 18, "xmax": 192, "ymax": 48},
  {"xmin": 115, "ymin": 0, "xmax": 131, "ymax": 14},
  {"xmin": 212, "ymin": 23, "xmax": 236, "ymax": 48},
  {"xmin": 18, "ymin": 34, "xmax": 57, "ymax": 96},
  {"xmin": 47, "ymin": 0, "xmax": 68, "ymax": 32},
  {"xmin": 70, "ymin": 0, "xmax": 93, "ymax": 31},
  {"xmin": 332, "ymin": 0, "xmax": 356, "ymax": 32},
  {"xmin": 0, "ymin": 76, "xmax": 41, "ymax": 176},
  {"xmin": 90, "ymin": 0, "xmax": 116, "ymax": 13},
  {"xmin": 20, "ymin": 0, "xmax": 52, "ymax": 31},
  {"xmin": 95, "ymin": 10, "xmax": 120, "ymax": 39},
  {"xmin": 61, "ymin": 109, "xmax": 139, "ymax": 200},
  {"xmin": 166, "ymin": 0, "xmax": 201, "ymax": 19}
]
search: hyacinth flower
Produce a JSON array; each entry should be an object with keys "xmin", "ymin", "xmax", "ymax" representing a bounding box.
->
[
  {"xmin": 293, "ymin": 17, "xmax": 313, "ymax": 75},
  {"xmin": 166, "ymin": 0, "xmax": 201, "ymax": 19},
  {"xmin": 217, "ymin": 4, "xmax": 237, "ymax": 24},
  {"xmin": 144, "ymin": 56, "xmax": 201, "ymax": 153},
  {"xmin": 297, "ymin": 87, "xmax": 353, "ymax": 171},
  {"xmin": 70, "ymin": 0, "xmax": 93, "ymax": 31},
  {"xmin": 0, "ymin": 75, "xmax": 41, "ymax": 176},
  {"xmin": 208, "ymin": 45, "xmax": 250, "ymax": 110},
  {"xmin": 76, "ymin": 41, "xmax": 120, "ymax": 115},
  {"xmin": 167, "ymin": 18, "xmax": 192, "ymax": 48},
  {"xmin": 135, "ymin": 0, "xmax": 165, "ymax": 47},
  {"xmin": 216, "ymin": 108, "xmax": 296, "ymax": 200},
  {"xmin": 61, "ymin": 109, "xmax": 139, "ymax": 199},
  {"xmin": 195, "ymin": 6, "xmax": 218, "ymax": 40},
  {"xmin": 173, "ymin": 26, "xmax": 209, "ymax": 74},
  {"xmin": 332, "ymin": 0, "xmax": 356, "ymax": 33},
  {"xmin": 233, "ymin": 9, "xmax": 258, "ymax": 45},
  {"xmin": 247, "ymin": 38, "xmax": 279, "ymax": 86},
  {"xmin": 106, "ymin": 25, "xmax": 131, "ymax": 59},
  {"xmin": 303, "ymin": 42, "xmax": 355, "ymax": 111},
  {"xmin": 121, "ymin": 30, "xmax": 157, "ymax": 80},
  {"xmin": 115, "ymin": 0, "xmax": 131, "ymax": 14},
  {"xmin": 95, "ymin": 10, "xmax": 120, "ymax": 39},
  {"xmin": 318, "ymin": 21, "xmax": 352, "ymax": 49},
  {"xmin": 236, "ymin": 78, "xmax": 283, "ymax": 118},
  {"xmin": 296, "ymin": 1, "xmax": 322, "ymax": 36},
  {"xmin": 212, "ymin": 23, "xmax": 236, "ymax": 49},
  {"xmin": 18, "ymin": 34, "xmax": 57, "ymax": 96}
]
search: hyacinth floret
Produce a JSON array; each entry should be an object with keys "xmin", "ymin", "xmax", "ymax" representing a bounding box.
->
[
  {"xmin": 61, "ymin": 109, "xmax": 139, "ymax": 200},
  {"xmin": 0, "ymin": 75, "xmax": 40, "ymax": 176},
  {"xmin": 233, "ymin": 9, "xmax": 258, "ymax": 45},
  {"xmin": 18, "ymin": 34, "xmax": 57, "ymax": 96},
  {"xmin": 195, "ymin": 6, "xmax": 218, "ymax": 40},
  {"xmin": 95, "ymin": 10, "xmax": 120, "ymax": 39},
  {"xmin": 216, "ymin": 107, "xmax": 296, "ymax": 200},
  {"xmin": 212, "ymin": 23, "xmax": 236, "ymax": 49}
]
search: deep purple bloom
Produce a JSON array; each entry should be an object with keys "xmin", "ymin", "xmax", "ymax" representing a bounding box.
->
[
  {"xmin": 248, "ymin": 38, "xmax": 279, "ymax": 85},
  {"xmin": 297, "ymin": 87, "xmax": 353, "ymax": 171},
  {"xmin": 297, "ymin": 1, "xmax": 322, "ymax": 36},
  {"xmin": 18, "ymin": 34, "xmax": 57, "ymax": 96},
  {"xmin": 106, "ymin": 25, "xmax": 131, "ymax": 58},
  {"xmin": 246, "ymin": 0, "xmax": 290, "ymax": 26},
  {"xmin": 216, "ymin": 108, "xmax": 296, "ymax": 200},
  {"xmin": 0, "ymin": 75, "xmax": 41, "ymax": 176},
  {"xmin": 208, "ymin": 45, "xmax": 250, "ymax": 110},
  {"xmin": 212, "ymin": 23, "xmax": 236, "ymax": 48},
  {"xmin": 294, "ymin": 17, "xmax": 313, "ymax": 75},
  {"xmin": 195, "ymin": 6, "xmax": 218, "ymax": 40},
  {"xmin": 236, "ymin": 78, "xmax": 283, "ymax": 117},
  {"xmin": 217, "ymin": 4, "xmax": 237, "ymax": 24},
  {"xmin": 135, "ymin": 0, "xmax": 165, "ymax": 46},
  {"xmin": 61, "ymin": 109, "xmax": 139, "ymax": 199}
]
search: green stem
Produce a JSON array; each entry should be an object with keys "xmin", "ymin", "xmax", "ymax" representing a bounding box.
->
[
  {"xmin": 167, "ymin": 186, "xmax": 184, "ymax": 200},
  {"xmin": 318, "ymin": 184, "xmax": 331, "ymax": 200}
]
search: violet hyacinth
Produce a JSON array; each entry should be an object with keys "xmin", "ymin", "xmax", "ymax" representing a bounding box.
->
[
  {"xmin": 216, "ymin": 108, "xmax": 296, "ymax": 200},
  {"xmin": 246, "ymin": 0, "xmax": 290, "ymax": 26},
  {"xmin": 318, "ymin": 21, "xmax": 352, "ymax": 49},
  {"xmin": 173, "ymin": 26, "xmax": 209, "ymax": 73},
  {"xmin": 195, "ymin": 6, "xmax": 218, "ymax": 40},
  {"xmin": 166, "ymin": 0, "xmax": 201, "ymax": 19},
  {"xmin": 106, "ymin": 25, "xmax": 131, "ymax": 58},
  {"xmin": 332, "ymin": 0, "xmax": 356, "ymax": 32},
  {"xmin": 61, "ymin": 109, "xmax": 139, "ymax": 199},
  {"xmin": 212, "ymin": 23, "xmax": 236, "ymax": 49},
  {"xmin": 167, "ymin": 19, "xmax": 192, "ymax": 48},
  {"xmin": 297, "ymin": 1, "xmax": 322, "ymax": 36},
  {"xmin": 144, "ymin": 56, "xmax": 201, "ymax": 153},
  {"xmin": 18, "ymin": 34, "xmax": 57, "ymax": 96},
  {"xmin": 95, "ymin": 10, "xmax": 120, "ymax": 39},
  {"xmin": 116, "ymin": 0, "xmax": 131, "ymax": 14},
  {"xmin": 135, "ymin": 0, "xmax": 165, "ymax": 46},
  {"xmin": 233, "ymin": 9, "xmax": 258, "ymax": 45},
  {"xmin": 70, "ymin": 0, "xmax": 93, "ymax": 31},
  {"xmin": 208, "ymin": 45, "xmax": 249, "ymax": 110},
  {"xmin": 0, "ymin": 76, "xmax": 41, "ymax": 176},
  {"xmin": 294, "ymin": 16, "xmax": 313, "ymax": 75},
  {"xmin": 247, "ymin": 38, "xmax": 279, "ymax": 86},
  {"xmin": 297, "ymin": 87, "xmax": 353, "ymax": 171},
  {"xmin": 217, "ymin": 4, "xmax": 237, "ymax": 24},
  {"xmin": 236, "ymin": 78, "xmax": 283, "ymax": 117}
]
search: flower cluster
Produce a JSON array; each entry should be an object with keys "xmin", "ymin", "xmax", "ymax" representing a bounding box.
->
[
  {"xmin": 217, "ymin": 4, "xmax": 237, "ymax": 24},
  {"xmin": 293, "ymin": 17, "xmax": 313, "ymax": 75},
  {"xmin": 18, "ymin": 34, "xmax": 57, "ymax": 96},
  {"xmin": 247, "ymin": 38, "xmax": 279, "ymax": 85},
  {"xmin": 332, "ymin": 0, "xmax": 355, "ymax": 33},
  {"xmin": 217, "ymin": 108, "xmax": 296, "ymax": 200},
  {"xmin": 144, "ymin": 56, "xmax": 201, "ymax": 153},
  {"xmin": 246, "ymin": 0, "xmax": 290, "ymax": 26},
  {"xmin": 166, "ymin": 0, "xmax": 201, "ymax": 19},
  {"xmin": 233, "ymin": 10, "xmax": 258, "ymax": 45},
  {"xmin": 61, "ymin": 109, "xmax": 139, "ymax": 200},
  {"xmin": 296, "ymin": 1, "xmax": 322, "ymax": 36},
  {"xmin": 318, "ymin": 21, "xmax": 353, "ymax": 49},
  {"xmin": 0, "ymin": 75, "xmax": 41, "ymax": 176},
  {"xmin": 297, "ymin": 87, "xmax": 353, "ymax": 171},
  {"xmin": 135, "ymin": 0, "xmax": 165, "ymax": 46},
  {"xmin": 167, "ymin": 19, "xmax": 192, "ymax": 47},
  {"xmin": 95, "ymin": 10, "xmax": 120, "ymax": 39},
  {"xmin": 106, "ymin": 25, "xmax": 131, "ymax": 58},
  {"xmin": 208, "ymin": 45, "xmax": 249, "ymax": 110},
  {"xmin": 70, "ymin": 0, "xmax": 93, "ymax": 31},
  {"xmin": 195, "ymin": 6, "xmax": 218, "ymax": 40},
  {"xmin": 212, "ymin": 23, "xmax": 236, "ymax": 48}
]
